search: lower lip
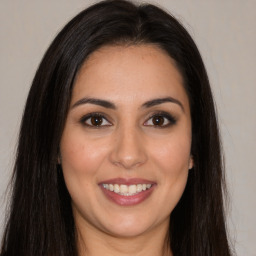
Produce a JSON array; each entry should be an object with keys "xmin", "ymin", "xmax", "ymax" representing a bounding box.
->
[{"xmin": 100, "ymin": 186, "xmax": 155, "ymax": 206}]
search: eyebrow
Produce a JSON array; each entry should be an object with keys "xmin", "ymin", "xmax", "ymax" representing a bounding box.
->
[
  {"xmin": 71, "ymin": 98, "xmax": 116, "ymax": 109},
  {"xmin": 142, "ymin": 97, "xmax": 184, "ymax": 112},
  {"xmin": 71, "ymin": 96, "xmax": 184, "ymax": 111}
]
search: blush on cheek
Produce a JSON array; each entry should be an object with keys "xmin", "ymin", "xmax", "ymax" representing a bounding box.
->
[
  {"xmin": 155, "ymin": 141, "xmax": 191, "ymax": 167},
  {"xmin": 62, "ymin": 139, "xmax": 109, "ymax": 178}
]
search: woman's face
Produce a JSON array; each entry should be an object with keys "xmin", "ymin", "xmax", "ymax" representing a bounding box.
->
[{"xmin": 60, "ymin": 45, "xmax": 193, "ymax": 238}]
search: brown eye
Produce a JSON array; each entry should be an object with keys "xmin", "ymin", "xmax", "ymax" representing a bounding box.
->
[
  {"xmin": 90, "ymin": 116, "xmax": 103, "ymax": 126},
  {"xmin": 82, "ymin": 114, "xmax": 111, "ymax": 127},
  {"xmin": 144, "ymin": 112, "xmax": 176, "ymax": 127},
  {"xmin": 152, "ymin": 116, "xmax": 165, "ymax": 126}
]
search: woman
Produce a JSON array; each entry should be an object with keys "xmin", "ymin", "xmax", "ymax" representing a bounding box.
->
[{"xmin": 1, "ymin": 0, "xmax": 233, "ymax": 255}]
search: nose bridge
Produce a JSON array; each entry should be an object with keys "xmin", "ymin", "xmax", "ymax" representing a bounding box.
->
[{"xmin": 110, "ymin": 123, "xmax": 147, "ymax": 169}]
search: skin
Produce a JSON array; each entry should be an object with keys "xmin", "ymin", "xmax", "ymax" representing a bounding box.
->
[{"xmin": 60, "ymin": 44, "xmax": 193, "ymax": 256}]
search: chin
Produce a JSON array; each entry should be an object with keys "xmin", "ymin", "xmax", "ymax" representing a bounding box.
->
[
  {"xmin": 99, "ymin": 213, "xmax": 163, "ymax": 238},
  {"xmin": 106, "ymin": 224, "xmax": 150, "ymax": 238}
]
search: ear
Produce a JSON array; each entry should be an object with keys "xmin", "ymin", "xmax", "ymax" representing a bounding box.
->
[
  {"xmin": 189, "ymin": 155, "xmax": 194, "ymax": 170},
  {"xmin": 58, "ymin": 156, "xmax": 61, "ymax": 164},
  {"xmin": 57, "ymin": 149, "xmax": 62, "ymax": 164}
]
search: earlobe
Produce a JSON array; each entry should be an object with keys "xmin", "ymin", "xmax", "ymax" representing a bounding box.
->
[
  {"xmin": 189, "ymin": 155, "xmax": 194, "ymax": 170},
  {"xmin": 57, "ymin": 150, "xmax": 62, "ymax": 165}
]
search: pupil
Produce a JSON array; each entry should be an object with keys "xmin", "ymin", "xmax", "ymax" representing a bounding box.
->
[
  {"xmin": 153, "ymin": 116, "xmax": 164, "ymax": 126},
  {"xmin": 91, "ymin": 116, "xmax": 103, "ymax": 126}
]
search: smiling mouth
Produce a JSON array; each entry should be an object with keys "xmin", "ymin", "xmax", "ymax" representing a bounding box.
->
[
  {"xmin": 99, "ymin": 178, "xmax": 155, "ymax": 206},
  {"xmin": 102, "ymin": 183, "xmax": 152, "ymax": 196}
]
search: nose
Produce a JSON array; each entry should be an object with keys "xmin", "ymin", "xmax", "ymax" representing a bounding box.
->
[{"xmin": 109, "ymin": 126, "xmax": 147, "ymax": 170}]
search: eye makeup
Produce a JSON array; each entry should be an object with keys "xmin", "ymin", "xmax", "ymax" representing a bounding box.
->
[
  {"xmin": 79, "ymin": 112, "xmax": 112, "ymax": 128},
  {"xmin": 79, "ymin": 110, "xmax": 177, "ymax": 129},
  {"xmin": 144, "ymin": 111, "xmax": 177, "ymax": 128}
]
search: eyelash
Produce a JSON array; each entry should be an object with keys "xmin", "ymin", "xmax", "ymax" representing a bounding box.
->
[
  {"xmin": 80, "ymin": 112, "xmax": 112, "ymax": 128},
  {"xmin": 144, "ymin": 111, "xmax": 177, "ymax": 128},
  {"xmin": 80, "ymin": 111, "xmax": 177, "ymax": 128}
]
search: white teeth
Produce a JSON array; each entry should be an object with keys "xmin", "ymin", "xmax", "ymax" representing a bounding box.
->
[
  {"xmin": 102, "ymin": 183, "xmax": 152, "ymax": 196},
  {"xmin": 146, "ymin": 184, "xmax": 151, "ymax": 189},
  {"xmin": 136, "ymin": 184, "xmax": 143, "ymax": 192},
  {"xmin": 114, "ymin": 184, "xmax": 120, "ymax": 193},
  {"xmin": 120, "ymin": 184, "xmax": 128, "ymax": 193},
  {"xmin": 128, "ymin": 185, "xmax": 137, "ymax": 194}
]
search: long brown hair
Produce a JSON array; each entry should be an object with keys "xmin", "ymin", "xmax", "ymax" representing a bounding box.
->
[{"xmin": 1, "ymin": 1, "xmax": 233, "ymax": 255}]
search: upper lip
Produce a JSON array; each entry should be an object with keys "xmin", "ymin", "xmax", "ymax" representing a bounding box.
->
[{"xmin": 99, "ymin": 177, "xmax": 155, "ymax": 185}]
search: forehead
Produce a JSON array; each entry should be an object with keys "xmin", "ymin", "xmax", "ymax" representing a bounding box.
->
[{"xmin": 72, "ymin": 44, "xmax": 189, "ymax": 110}]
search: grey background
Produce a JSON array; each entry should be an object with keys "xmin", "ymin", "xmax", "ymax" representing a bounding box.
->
[{"xmin": 0, "ymin": 0, "xmax": 255, "ymax": 255}]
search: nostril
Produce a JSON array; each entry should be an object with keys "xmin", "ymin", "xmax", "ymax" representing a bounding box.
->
[{"xmin": 111, "ymin": 157, "xmax": 145, "ymax": 170}]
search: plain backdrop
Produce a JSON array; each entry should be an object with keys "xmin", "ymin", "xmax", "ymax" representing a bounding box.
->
[{"xmin": 0, "ymin": 0, "xmax": 255, "ymax": 255}]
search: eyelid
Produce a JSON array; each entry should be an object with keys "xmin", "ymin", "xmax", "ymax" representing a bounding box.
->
[
  {"xmin": 79, "ymin": 111, "xmax": 176, "ymax": 128},
  {"xmin": 143, "ymin": 111, "xmax": 177, "ymax": 127},
  {"xmin": 80, "ymin": 112, "xmax": 112, "ymax": 127}
]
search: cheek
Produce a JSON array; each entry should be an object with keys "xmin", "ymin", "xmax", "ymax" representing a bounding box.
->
[
  {"xmin": 59, "ymin": 131, "xmax": 110, "ymax": 209},
  {"xmin": 148, "ymin": 134, "xmax": 191, "ymax": 212},
  {"xmin": 149, "ymin": 132, "xmax": 192, "ymax": 175},
  {"xmin": 60, "ymin": 131, "xmax": 109, "ymax": 177}
]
